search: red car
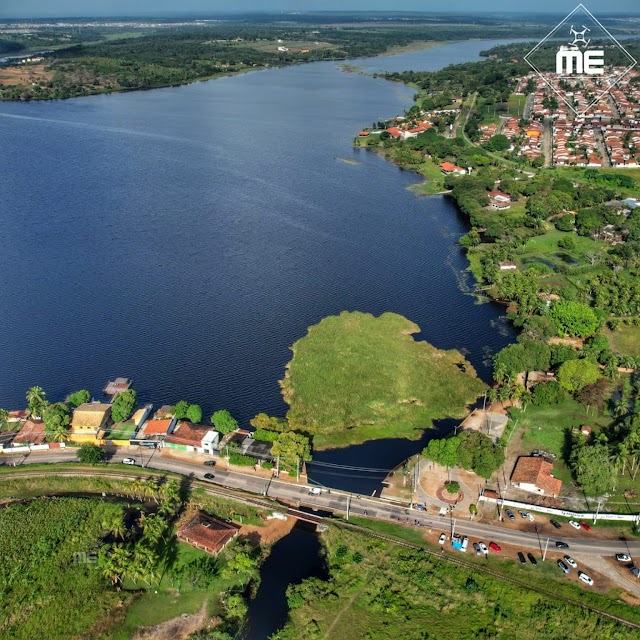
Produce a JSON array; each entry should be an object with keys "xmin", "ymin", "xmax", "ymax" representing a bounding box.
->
[
  {"xmin": 579, "ymin": 521, "xmax": 592, "ymax": 531},
  {"xmin": 489, "ymin": 542, "xmax": 502, "ymax": 552}
]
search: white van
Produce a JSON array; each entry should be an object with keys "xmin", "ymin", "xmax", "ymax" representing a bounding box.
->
[
  {"xmin": 308, "ymin": 487, "xmax": 322, "ymax": 495},
  {"xmin": 461, "ymin": 536, "xmax": 469, "ymax": 553},
  {"xmin": 122, "ymin": 458, "xmax": 137, "ymax": 465}
]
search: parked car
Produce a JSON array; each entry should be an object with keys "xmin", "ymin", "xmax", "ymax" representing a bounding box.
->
[
  {"xmin": 569, "ymin": 520, "xmax": 581, "ymax": 530},
  {"xmin": 579, "ymin": 521, "xmax": 591, "ymax": 531},
  {"xmin": 518, "ymin": 510, "xmax": 528, "ymax": 519},
  {"xmin": 555, "ymin": 541, "xmax": 569, "ymax": 549},
  {"xmin": 308, "ymin": 487, "xmax": 322, "ymax": 495},
  {"xmin": 518, "ymin": 552, "xmax": 527, "ymax": 564},
  {"xmin": 473, "ymin": 542, "xmax": 482, "ymax": 555},
  {"xmin": 557, "ymin": 560, "xmax": 570, "ymax": 574},
  {"xmin": 550, "ymin": 519, "xmax": 562, "ymax": 529},
  {"xmin": 564, "ymin": 555, "xmax": 577, "ymax": 568},
  {"xmin": 203, "ymin": 460, "xmax": 216, "ymax": 466},
  {"xmin": 616, "ymin": 553, "xmax": 631, "ymax": 563},
  {"xmin": 122, "ymin": 458, "xmax": 136, "ymax": 465},
  {"xmin": 578, "ymin": 571, "xmax": 594, "ymax": 586},
  {"xmin": 203, "ymin": 473, "xmax": 215, "ymax": 480},
  {"xmin": 526, "ymin": 513, "xmax": 534, "ymax": 522},
  {"xmin": 630, "ymin": 565, "xmax": 640, "ymax": 578},
  {"xmin": 438, "ymin": 533, "xmax": 446, "ymax": 545},
  {"xmin": 479, "ymin": 542, "xmax": 489, "ymax": 555},
  {"xmin": 505, "ymin": 509, "xmax": 516, "ymax": 521},
  {"xmin": 489, "ymin": 542, "xmax": 502, "ymax": 552},
  {"xmin": 461, "ymin": 536, "xmax": 469, "ymax": 553},
  {"xmin": 527, "ymin": 553, "xmax": 538, "ymax": 566}
]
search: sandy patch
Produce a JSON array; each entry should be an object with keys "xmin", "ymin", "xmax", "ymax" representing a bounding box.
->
[
  {"xmin": 132, "ymin": 599, "xmax": 209, "ymax": 640},
  {"xmin": 239, "ymin": 514, "xmax": 296, "ymax": 546},
  {"xmin": 0, "ymin": 64, "xmax": 52, "ymax": 86}
]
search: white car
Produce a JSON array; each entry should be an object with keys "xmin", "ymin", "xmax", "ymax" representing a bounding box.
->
[
  {"xmin": 578, "ymin": 571, "xmax": 594, "ymax": 586},
  {"xmin": 526, "ymin": 513, "xmax": 535, "ymax": 522},
  {"xmin": 438, "ymin": 533, "xmax": 446, "ymax": 545},
  {"xmin": 569, "ymin": 520, "xmax": 581, "ymax": 530},
  {"xmin": 479, "ymin": 542, "xmax": 488, "ymax": 555},
  {"xmin": 616, "ymin": 554, "xmax": 631, "ymax": 563},
  {"xmin": 461, "ymin": 536, "xmax": 469, "ymax": 552},
  {"xmin": 564, "ymin": 555, "xmax": 577, "ymax": 568},
  {"xmin": 122, "ymin": 458, "xmax": 137, "ymax": 465},
  {"xmin": 308, "ymin": 487, "xmax": 322, "ymax": 495}
]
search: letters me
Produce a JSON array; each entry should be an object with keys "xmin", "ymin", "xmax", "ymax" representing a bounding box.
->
[{"xmin": 556, "ymin": 48, "xmax": 604, "ymax": 75}]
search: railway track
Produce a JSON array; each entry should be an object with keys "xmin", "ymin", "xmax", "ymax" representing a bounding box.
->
[{"xmin": 337, "ymin": 520, "xmax": 640, "ymax": 632}]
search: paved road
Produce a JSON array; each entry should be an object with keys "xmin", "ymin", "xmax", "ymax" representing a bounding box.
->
[{"xmin": 4, "ymin": 448, "xmax": 640, "ymax": 559}]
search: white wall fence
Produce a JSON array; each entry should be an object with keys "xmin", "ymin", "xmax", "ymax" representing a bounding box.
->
[
  {"xmin": 0, "ymin": 443, "xmax": 65, "ymax": 453},
  {"xmin": 479, "ymin": 494, "xmax": 640, "ymax": 523}
]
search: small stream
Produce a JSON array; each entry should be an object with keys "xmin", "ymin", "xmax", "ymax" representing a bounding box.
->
[{"xmin": 244, "ymin": 525, "xmax": 327, "ymax": 639}]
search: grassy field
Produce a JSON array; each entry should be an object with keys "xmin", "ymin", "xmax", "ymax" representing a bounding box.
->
[
  {"xmin": 515, "ymin": 398, "xmax": 612, "ymax": 486},
  {"xmin": 104, "ymin": 421, "xmax": 137, "ymax": 440},
  {"xmin": 0, "ymin": 498, "xmax": 125, "ymax": 640},
  {"xmin": 604, "ymin": 325, "xmax": 640, "ymax": 358},
  {"xmin": 273, "ymin": 524, "xmax": 640, "ymax": 640},
  {"xmin": 518, "ymin": 229, "xmax": 608, "ymax": 270},
  {"xmin": 280, "ymin": 311, "xmax": 486, "ymax": 449}
]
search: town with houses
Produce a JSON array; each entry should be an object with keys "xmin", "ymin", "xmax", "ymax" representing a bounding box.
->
[{"xmin": 360, "ymin": 65, "xmax": 640, "ymax": 170}]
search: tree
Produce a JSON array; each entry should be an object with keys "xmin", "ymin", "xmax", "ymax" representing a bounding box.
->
[
  {"xmin": 554, "ymin": 215, "xmax": 576, "ymax": 232},
  {"xmin": 173, "ymin": 400, "xmax": 189, "ymax": 420},
  {"xmin": 77, "ymin": 443, "xmax": 106, "ymax": 464},
  {"xmin": 531, "ymin": 381, "xmax": 565, "ymax": 406},
  {"xmin": 186, "ymin": 404, "xmax": 203, "ymax": 424},
  {"xmin": 493, "ymin": 340, "xmax": 551, "ymax": 381},
  {"xmin": 26, "ymin": 386, "xmax": 47, "ymax": 418},
  {"xmin": 250, "ymin": 413, "xmax": 287, "ymax": 431},
  {"xmin": 111, "ymin": 389, "xmax": 137, "ymax": 422},
  {"xmin": 211, "ymin": 409, "xmax": 238, "ymax": 434},
  {"xmin": 570, "ymin": 441, "xmax": 616, "ymax": 496},
  {"xmin": 42, "ymin": 402, "xmax": 70, "ymax": 440},
  {"xmin": 0, "ymin": 408, "xmax": 9, "ymax": 431},
  {"xmin": 557, "ymin": 359, "xmax": 602, "ymax": 393},
  {"xmin": 65, "ymin": 389, "xmax": 90, "ymax": 408},
  {"xmin": 271, "ymin": 431, "xmax": 312, "ymax": 472},
  {"xmin": 549, "ymin": 300, "xmax": 599, "ymax": 338}
]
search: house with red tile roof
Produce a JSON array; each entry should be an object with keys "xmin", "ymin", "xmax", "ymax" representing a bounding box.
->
[
  {"xmin": 440, "ymin": 162, "xmax": 466, "ymax": 175},
  {"xmin": 177, "ymin": 511, "xmax": 239, "ymax": 555},
  {"xmin": 163, "ymin": 421, "xmax": 220, "ymax": 455},
  {"xmin": 510, "ymin": 456, "xmax": 562, "ymax": 496},
  {"xmin": 13, "ymin": 420, "xmax": 46, "ymax": 447}
]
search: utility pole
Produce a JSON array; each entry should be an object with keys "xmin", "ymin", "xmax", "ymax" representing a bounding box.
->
[
  {"xmin": 346, "ymin": 494, "xmax": 351, "ymax": 521},
  {"xmin": 276, "ymin": 455, "xmax": 280, "ymax": 479},
  {"xmin": 543, "ymin": 537, "xmax": 550, "ymax": 562},
  {"xmin": 482, "ymin": 390, "xmax": 487, "ymax": 412},
  {"xmin": 296, "ymin": 456, "xmax": 300, "ymax": 482}
]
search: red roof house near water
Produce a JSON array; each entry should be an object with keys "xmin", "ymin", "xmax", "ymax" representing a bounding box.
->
[
  {"xmin": 440, "ymin": 162, "xmax": 466, "ymax": 175},
  {"xmin": 386, "ymin": 127, "xmax": 402, "ymax": 139},
  {"xmin": 177, "ymin": 511, "xmax": 239, "ymax": 555}
]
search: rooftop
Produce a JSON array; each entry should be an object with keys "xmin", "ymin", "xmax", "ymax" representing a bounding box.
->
[
  {"xmin": 165, "ymin": 421, "xmax": 214, "ymax": 447},
  {"xmin": 511, "ymin": 456, "xmax": 562, "ymax": 495},
  {"xmin": 177, "ymin": 511, "xmax": 239, "ymax": 555},
  {"xmin": 13, "ymin": 420, "xmax": 46, "ymax": 445}
]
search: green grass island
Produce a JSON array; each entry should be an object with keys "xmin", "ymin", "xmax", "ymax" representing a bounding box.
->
[{"xmin": 280, "ymin": 311, "xmax": 486, "ymax": 449}]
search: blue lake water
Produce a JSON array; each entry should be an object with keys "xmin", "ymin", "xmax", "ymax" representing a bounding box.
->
[{"xmin": 0, "ymin": 40, "xmax": 517, "ymax": 487}]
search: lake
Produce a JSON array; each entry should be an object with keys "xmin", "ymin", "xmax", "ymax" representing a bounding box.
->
[{"xmin": 0, "ymin": 40, "xmax": 516, "ymax": 485}]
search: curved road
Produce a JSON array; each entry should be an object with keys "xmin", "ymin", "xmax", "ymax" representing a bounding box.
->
[{"xmin": 3, "ymin": 447, "xmax": 639, "ymax": 559}]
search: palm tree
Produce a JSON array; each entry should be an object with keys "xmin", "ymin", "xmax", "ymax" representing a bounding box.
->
[
  {"xmin": 49, "ymin": 424, "xmax": 70, "ymax": 443},
  {"xmin": 103, "ymin": 510, "xmax": 127, "ymax": 540},
  {"xmin": 26, "ymin": 386, "xmax": 47, "ymax": 419},
  {"xmin": 611, "ymin": 442, "xmax": 628, "ymax": 476},
  {"xmin": 0, "ymin": 408, "xmax": 9, "ymax": 432}
]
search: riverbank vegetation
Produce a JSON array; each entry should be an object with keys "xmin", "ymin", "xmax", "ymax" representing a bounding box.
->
[
  {"xmin": 358, "ymin": 50, "xmax": 640, "ymax": 508},
  {"xmin": 280, "ymin": 311, "xmax": 485, "ymax": 449},
  {"xmin": 0, "ymin": 473, "xmax": 269, "ymax": 639},
  {"xmin": 273, "ymin": 524, "xmax": 640, "ymax": 640}
]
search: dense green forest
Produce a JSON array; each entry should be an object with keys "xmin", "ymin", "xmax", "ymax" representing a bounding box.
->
[{"xmin": 4, "ymin": 21, "xmax": 632, "ymax": 101}]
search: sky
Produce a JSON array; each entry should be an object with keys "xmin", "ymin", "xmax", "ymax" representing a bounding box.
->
[{"xmin": 1, "ymin": 0, "xmax": 640, "ymax": 19}]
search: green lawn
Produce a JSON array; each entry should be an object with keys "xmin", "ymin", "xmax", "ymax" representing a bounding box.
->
[
  {"xmin": 507, "ymin": 93, "xmax": 527, "ymax": 118},
  {"xmin": 604, "ymin": 325, "xmax": 640, "ymax": 358},
  {"xmin": 518, "ymin": 229, "xmax": 608, "ymax": 270},
  {"xmin": 105, "ymin": 421, "xmax": 137, "ymax": 441},
  {"xmin": 516, "ymin": 398, "xmax": 612, "ymax": 487},
  {"xmin": 281, "ymin": 311, "xmax": 486, "ymax": 449}
]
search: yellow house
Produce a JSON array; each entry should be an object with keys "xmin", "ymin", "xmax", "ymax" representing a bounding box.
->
[{"xmin": 70, "ymin": 403, "xmax": 112, "ymax": 443}]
